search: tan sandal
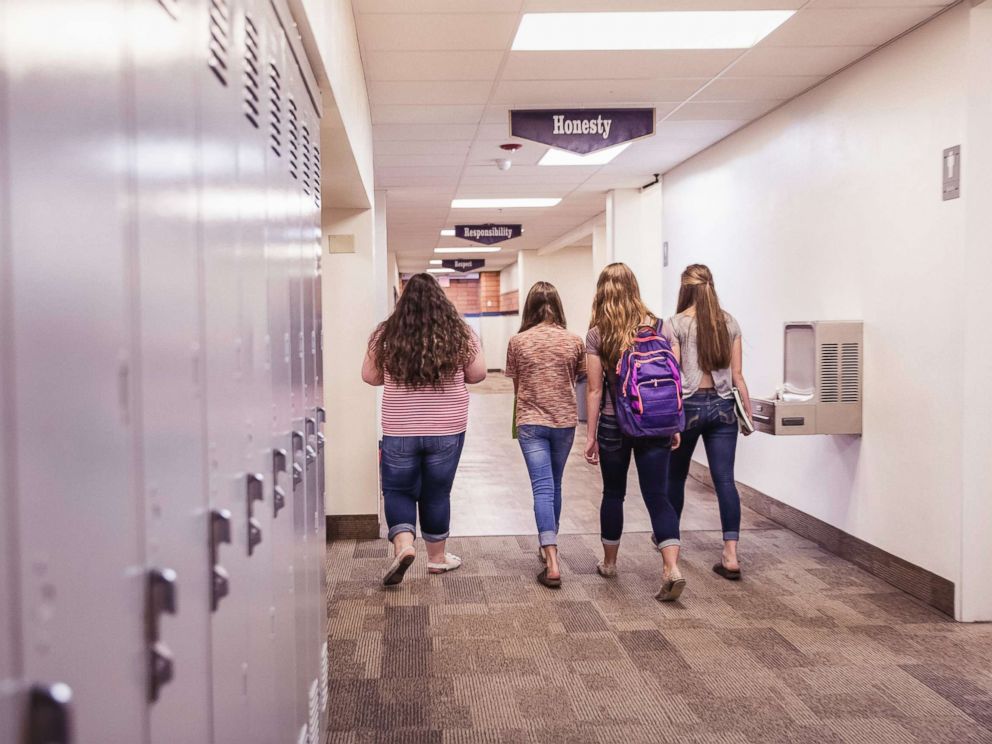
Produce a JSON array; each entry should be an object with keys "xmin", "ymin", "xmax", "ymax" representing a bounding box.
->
[
  {"xmin": 383, "ymin": 546, "xmax": 416, "ymax": 586},
  {"xmin": 427, "ymin": 553, "xmax": 462, "ymax": 574}
]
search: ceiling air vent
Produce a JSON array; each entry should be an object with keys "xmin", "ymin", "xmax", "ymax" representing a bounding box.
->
[
  {"xmin": 268, "ymin": 61, "xmax": 282, "ymax": 157},
  {"xmin": 288, "ymin": 98, "xmax": 299, "ymax": 181},
  {"xmin": 819, "ymin": 343, "xmax": 840, "ymax": 404},
  {"xmin": 841, "ymin": 342, "xmax": 861, "ymax": 403},
  {"xmin": 207, "ymin": 0, "xmax": 230, "ymax": 86},
  {"xmin": 243, "ymin": 16, "xmax": 260, "ymax": 128}
]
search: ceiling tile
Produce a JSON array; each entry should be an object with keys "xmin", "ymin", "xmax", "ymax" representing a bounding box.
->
[
  {"xmin": 356, "ymin": 13, "xmax": 520, "ymax": 51},
  {"xmin": 759, "ymin": 6, "xmax": 945, "ymax": 47},
  {"xmin": 491, "ymin": 79, "xmax": 705, "ymax": 105},
  {"xmin": 728, "ymin": 45, "xmax": 876, "ymax": 76},
  {"xmin": 524, "ymin": 0, "xmax": 804, "ymax": 8},
  {"xmin": 374, "ymin": 153, "xmax": 468, "ymax": 168},
  {"xmin": 809, "ymin": 0, "xmax": 952, "ymax": 7},
  {"xmin": 693, "ymin": 75, "xmax": 824, "ymax": 101},
  {"xmin": 665, "ymin": 99, "xmax": 782, "ymax": 121},
  {"xmin": 365, "ymin": 51, "xmax": 505, "ymax": 81},
  {"xmin": 370, "ymin": 81, "xmax": 494, "ymax": 106},
  {"xmin": 372, "ymin": 104, "xmax": 485, "ymax": 125},
  {"xmin": 374, "ymin": 123, "xmax": 481, "ymax": 141},
  {"xmin": 375, "ymin": 140, "xmax": 473, "ymax": 155},
  {"xmin": 502, "ymin": 50, "xmax": 742, "ymax": 80},
  {"xmin": 356, "ymin": 0, "xmax": 522, "ymax": 12}
]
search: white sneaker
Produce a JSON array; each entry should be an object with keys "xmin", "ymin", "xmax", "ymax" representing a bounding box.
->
[{"xmin": 427, "ymin": 553, "xmax": 462, "ymax": 574}]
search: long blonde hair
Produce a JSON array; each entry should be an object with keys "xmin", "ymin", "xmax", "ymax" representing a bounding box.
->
[
  {"xmin": 676, "ymin": 263, "xmax": 730, "ymax": 372},
  {"xmin": 589, "ymin": 263, "xmax": 656, "ymax": 369}
]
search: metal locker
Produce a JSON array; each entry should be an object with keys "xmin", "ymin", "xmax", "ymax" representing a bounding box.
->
[
  {"xmin": 198, "ymin": 0, "xmax": 255, "ymax": 739},
  {"xmin": 127, "ymin": 1, "xmax": 212, "ymax": 741},
  {"xmin": 261, "ymin": 11, "xmax": 304, "ymax": 742},
  {"xmin": 5, "ymin": 0, "xmax": 147, "ymax": 741}
]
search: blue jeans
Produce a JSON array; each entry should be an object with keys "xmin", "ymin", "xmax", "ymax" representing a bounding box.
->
[
  {"xmin": 668, "ymin": 390, "xmax": 741, "ymax": 541},
  {"xmin": 380, "ymin": 434, "xmax": 465, "ymax": 542},
  {"xmin": 597, "ymin": 414, "xmax": 680, "ymax": 548},
  {"xmin": 518, "ymin": 425, "xmax": 575, "ymax": 547}
]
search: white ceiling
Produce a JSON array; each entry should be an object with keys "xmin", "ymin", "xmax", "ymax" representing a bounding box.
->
[{"xmin": 353, "ymin": 0, "xmax": 954, "ymax": 273}]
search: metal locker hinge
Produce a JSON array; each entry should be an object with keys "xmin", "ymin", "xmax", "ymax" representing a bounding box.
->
[
  {"xmin": 273, "ymin": 448, "xmax": 288, "ymax": 517},
  {"xmin": 210, "ymin": 509, "xmax": 232, "ymax": 611},
  {"xmin": 27, "ymin": 683, "xmax": 72, "ymax": 744},
  {"xmin": 146, "ymin": 567, "xmax": 178, "ymax": 702},
  {"xmin": 246, "ymin": 473, "xmax": 264, "ymax": 555}
]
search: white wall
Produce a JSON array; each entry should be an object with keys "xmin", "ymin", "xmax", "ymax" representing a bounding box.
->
[
  {"xmin": 661, "ymin": 5, "xmax": 971, "ymax": 597},
  {"xmin": 520, "ymin": 245, "xmax": 596, "ymax": 334},
  {"xmin": 500, "ymin": 261, "xmax": 519, "ymax": 293},
  {"xmin": 608, "ymin": 185, "xmax": 664, "ymax": 312}
]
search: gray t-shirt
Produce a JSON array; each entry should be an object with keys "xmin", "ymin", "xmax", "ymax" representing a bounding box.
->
[{"xmin": 663, "ymin": 312, "xmax": 741, "ymax": 399}]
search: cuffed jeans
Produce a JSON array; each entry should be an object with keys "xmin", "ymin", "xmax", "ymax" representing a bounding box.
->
[
  {"xmin": 668, "ymin": 390, "xmax": 741, "ymax": 542},
  {"xmin": 518, "ymin": 424, "xmax": 575, "ymax": 547},
  {"xmin": 381, "ymin": 433, "xmax": 465, "ymax": 543},
  {"xmin": 597, "ymin": 414, "xmax": 681, "ymax": 549}
]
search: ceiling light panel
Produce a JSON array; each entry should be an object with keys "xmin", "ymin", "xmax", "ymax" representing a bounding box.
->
[
  {"xmin": 451, "ymin": 198, "xmax": 561, "ymax": 208},
  {"xmin": 435, "ymin": 247, "xmax": 503, "ymax": 254},
  {"xmin": 539, "ymin": 142, "xmax": 631, "ymax": 166},
  {"xmin": 511, "ymin": 11, "xmax": 795, "ymax": 51}
]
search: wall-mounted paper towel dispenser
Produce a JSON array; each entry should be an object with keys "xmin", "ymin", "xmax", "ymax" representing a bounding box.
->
[{"xmin": 752, "ymin": 320, "xmax": 863, "ymax": 436}]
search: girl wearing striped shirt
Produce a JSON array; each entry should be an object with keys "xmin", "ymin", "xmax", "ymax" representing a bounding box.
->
[{"xmin": 362, "ymin": 272, "xmax": 486, "ymax": 586}]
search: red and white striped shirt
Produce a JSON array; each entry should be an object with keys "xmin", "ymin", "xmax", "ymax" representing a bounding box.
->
[{"xmin": 381, "ymin": 336, "xmax": 480, "ymax": 437}]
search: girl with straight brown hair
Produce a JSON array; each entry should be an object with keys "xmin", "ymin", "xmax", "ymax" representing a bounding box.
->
[
  {"xmin": 584, "ymin": 263, "xmax": 686, "ymax": 601},
  {"xmin": 665, "ymin": 264, "xmax": 753, "ymax": 580},
  {"xmin": 505, "ymin": 281, "xmax": 585, "ymax": 588}
]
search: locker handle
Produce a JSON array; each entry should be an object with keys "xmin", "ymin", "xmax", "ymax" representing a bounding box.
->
[
  {"xmin": 210, "ymin": 509, "xmax": 232, "ymax": 611},
  {"xmin": 248, "ymin": 517, "xmax": 263, "ymax": 555},
  {"xmin": 246, "ymin": 474, "xmax": 264, "ymax": 556},
  {"xmin": 305, "ymin": 445, "xmax": 316, "ymax": 466},
  {"xmin": 291, "ymin": 431, "xmax": 305, "ymax": 486},
  {"xmin": 316, "ymin": 431, "xmax": 325, "ymax": 454},
  {"xmin": 316, "ymin": 406, "xmax": 325, "ymax": 425},
  {"xmin": 273, "ymin": 448, "xmax": 287, "ymax": 517},
  {"xmin": 27, "ymin": 683, "xmax": 72, "ymax": 744},
  {"xmin": 305, "ymin": 416, "xmax": 316, "ymax": 437},
  {"xmin": 146, "ymin": 568, "xmax": 177, "ymax": 703}
]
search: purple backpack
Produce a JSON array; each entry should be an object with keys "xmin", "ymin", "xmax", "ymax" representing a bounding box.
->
[{"xmin": 612, "ymin": 322, "xmax": 684, "ymax": 438}]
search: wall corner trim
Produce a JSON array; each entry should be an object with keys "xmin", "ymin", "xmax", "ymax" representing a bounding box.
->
[{"xmin": 326, "ymin": 514, "xmax": 380, "ymax": 542}]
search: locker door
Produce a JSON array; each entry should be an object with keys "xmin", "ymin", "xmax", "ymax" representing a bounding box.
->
[
  {"xmin": 262, "ymin": 14, "xmax": 302, "ymax": 742},
  {"xmin": 234, "ymin": 3, "xmax": 279, "ymax": 742},
  {"xmin": 128, "ymin": 1, "xmax": 212, "ymax": 741},
  {"xmin": 5, "ymin": 1, "xmax": 147, "ymax": 741},
  {"xmin": 198, "ymin": 0, "xmax": 253, "ymax": 740}
]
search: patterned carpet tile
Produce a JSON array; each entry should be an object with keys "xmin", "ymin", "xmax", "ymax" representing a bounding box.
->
[{"xmin": 325, "ymin": 532, "xmax": 992, "ymax": 744}]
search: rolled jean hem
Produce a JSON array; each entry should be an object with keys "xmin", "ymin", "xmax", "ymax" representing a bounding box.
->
[
  {"xmin": 723, "ymin": 532, "xmax": 740, "ymax": 542},
  {"xmin": 654, "ymin": 538, "xmax": 681, "ymax": 550},
  {"xmin": 421, "ymin": 530, "xmax": 449, "ymax": 543},
  {"xmin": 538, "ymin": 530, "xmax": 558, "ymax": 547},
  {"xmin": 387, "ymin": 524, "xmax": 415, "ymax": 541},
  {"xmin": 601, "ymin": 537, "xmax": 622, "ymax": 546}
]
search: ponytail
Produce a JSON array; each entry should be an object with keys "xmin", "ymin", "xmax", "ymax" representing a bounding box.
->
[{"xmin": 676, "ymin": 264, "xmax": 731, "ymax": 372}]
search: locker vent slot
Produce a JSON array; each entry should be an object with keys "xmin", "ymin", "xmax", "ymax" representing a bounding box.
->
[
  {"xmin": 288, "ymin": 98, "xmax": 299, "ymax": 180},
  {"xmin": 207, "ymin": 0, "xmax": 231, "ymax": 86},
  {"xmin": 156, "ymin": 0, "xmax": 179, "ymax": 19},
  {"xmin": 307, "ymin": 678, "xmax": 319, "ymax": 744},
  {"xmin": 819, "ymin": 343, "xmax": 839, "ymax": 403},
  {"xmin": 320, "ymin": 642, "xmax": 329, "ymax": 713},
  {"xmin": 243, "ymin": 16, "xmax": 261, "ymax": 128},
  {"xmin": 268, "ymin": 62, "xmax": 282, "ymax": 157},
  {"xmin": 312, "ymin": 143, "xmax": 321, "ymax": 207},
  {"xmin": 301, "ymin": 125, "xmax": 312, "ymax": 196},
  {"xmin": 841, "ymin": 342, "xmax": 861, "ymax": 402}
]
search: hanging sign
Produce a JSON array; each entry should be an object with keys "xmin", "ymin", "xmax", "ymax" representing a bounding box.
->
[
  {"xmin": 442, "ymin": 259, "xmax": 486, "ymax": 273},
  {"xmin": 510, "ymin": 108, "xmax": 655, "ymax": 155},
  {"xmin": 454, "ymin": 224, "xmax": 522, "ymax": 245}
]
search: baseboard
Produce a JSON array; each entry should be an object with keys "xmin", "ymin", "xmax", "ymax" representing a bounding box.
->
[
  {"xmin": 326, "ymin": 514, "xmax": 379, "ymax": 542},
  {"xmin": 688, "ymin": 461, "xmax": 955, "ymax": 617}
]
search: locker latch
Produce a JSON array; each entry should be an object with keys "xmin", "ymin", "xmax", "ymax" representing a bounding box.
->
[
  {"xmin": 272, "ymin": 448, "xmax": 288, "ymax": 517},
  {"xmin": 27, "ymin": 683, "xmax": 72, "ymax": 744},
  {"xmin": 210, "ymin": 509, "xmax": 232, "ymax": 611},
  {"xmin": 305, "ymin": 418, "xmax": 317, "ymax": 465},
  {"xmin": 316, "ymin": 406, "xmax": 325, "ymax": 425},
  {"xmin": 147, "ymin": 568, "xmax": 177, "ymax": 703},
  {"xmin": 291, "ymin": 431, "xmax": 305, "ymax": 487},
  {"xmin": 246, "ymin": 473, "xmax": 264, "ymax": 556}
]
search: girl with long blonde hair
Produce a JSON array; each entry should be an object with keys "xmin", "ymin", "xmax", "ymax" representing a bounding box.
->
[
  {"xmin": 666, "ymin": 264, "xmax": 753, "ymax": 580},
  {"xmin": 584, "ymin": 263, "xmax": 686, "ymax": 601}
]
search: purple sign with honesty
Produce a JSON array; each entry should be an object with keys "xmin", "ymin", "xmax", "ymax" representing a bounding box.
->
[
  {"xmin": 442, "ymin": 258, "xmax": 486, "ymax": 273},
  {"xmin": 454, "ymin": 224, "xmax": 522, "ymax": 245},
  {"xmin": 510, "ymin": 108, "xmax": 655, "ymax": 155}
]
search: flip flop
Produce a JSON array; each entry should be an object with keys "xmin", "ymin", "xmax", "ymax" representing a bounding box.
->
[
  {"xmin": 713, "ymin": 561, "xmax": 742, "ymax": 581},
  {"xmin": 537, "ymin": 567, "xmax": 561, "ymax": 589},
  {"xmin": 383, "ymin": 546, "xmax": 416, "ymax": 586}
]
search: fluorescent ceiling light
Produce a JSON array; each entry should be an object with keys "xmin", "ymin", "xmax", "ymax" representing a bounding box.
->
[
  {"xmin": 511, "ymin": 11, "xmax": 794, "ymax": 51},
  {"xmin": 539, "ymin": 142, "xmax": 631, "ymax": 166},
  {"xmin": 440, "ymin": 229, "xmax": 455, "ymax": 236},
  {"xmin": 451, "ymin": 198, "xmax": 561, "ymax": 209},
  {"xmin": 428, "ymin": 268, "xmax": 455, "ymax": 274},
  {"xmin": 435, "ymin": 246, "xmax": 502, "ymax": 254},
  {"xmin": 429, "ymin": 259, "xmax": 443, "ymax": 265}
]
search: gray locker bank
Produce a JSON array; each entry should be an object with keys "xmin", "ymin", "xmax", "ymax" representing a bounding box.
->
[{"xmin": 0, "ymin": 1, "xmax": 329, "ymax": 742}]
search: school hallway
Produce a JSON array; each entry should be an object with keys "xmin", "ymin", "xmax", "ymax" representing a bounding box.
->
[{"xmin": 324, "ymin": 386, "xmax": 992, "ymax": 743}]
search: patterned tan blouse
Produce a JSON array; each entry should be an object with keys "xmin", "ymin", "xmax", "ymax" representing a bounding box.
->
[{"xmin": 505, "ymin": 323, "xmax": 586, "ymax": 428}]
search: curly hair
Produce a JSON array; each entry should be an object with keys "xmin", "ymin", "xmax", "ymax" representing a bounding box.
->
[
  {"xmin": 370, "ymin": 272, "xmax": 473, "ymax": 390},
  {"xmin": 589, "ymin": 263, "xmax": 657, "ymax": 370}
]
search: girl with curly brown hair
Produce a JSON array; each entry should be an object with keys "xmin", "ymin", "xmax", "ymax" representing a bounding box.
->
[{"xmin": 362, "ymin": 273, "xmax": 486, "ymax": 586}]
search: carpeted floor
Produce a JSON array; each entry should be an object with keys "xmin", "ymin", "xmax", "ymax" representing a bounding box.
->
[{"xmin": 325, "ymin": 528, "xmax": 992, "ymax": 744}]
